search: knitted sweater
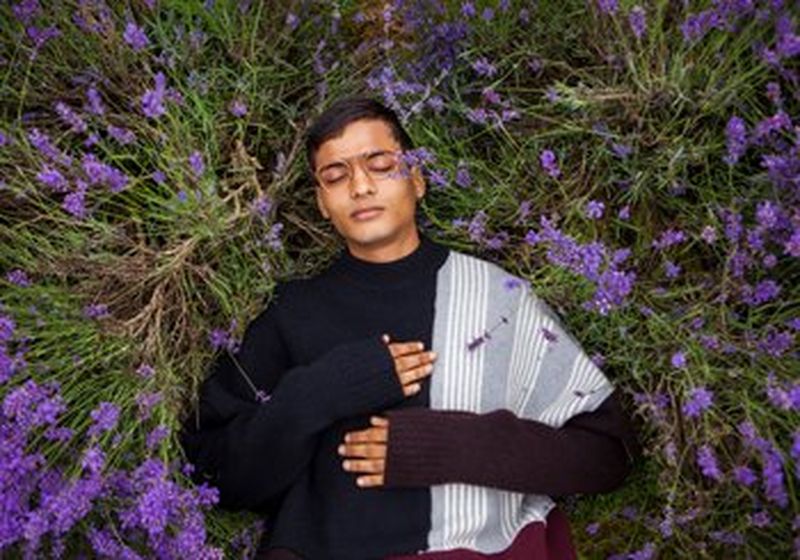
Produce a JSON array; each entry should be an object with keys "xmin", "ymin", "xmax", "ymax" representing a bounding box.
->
[{"xmin": 179, "ymin": 232, "xmax": 640, "ymax": 559}]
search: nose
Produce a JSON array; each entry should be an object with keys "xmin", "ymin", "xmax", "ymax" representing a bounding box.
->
[{"xmin": 349, "ymin": 163, "xmax": 377, "ymax": 197}]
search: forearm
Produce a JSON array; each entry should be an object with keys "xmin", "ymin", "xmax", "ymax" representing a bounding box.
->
[{"xmin": 383, "ymin": 390, "xmax": 639, "ymax": 497}]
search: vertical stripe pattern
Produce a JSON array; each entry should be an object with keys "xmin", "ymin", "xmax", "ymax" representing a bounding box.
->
[{"xmin": 426, "ymin": 251, "xmax": 615, "ymax": 554}]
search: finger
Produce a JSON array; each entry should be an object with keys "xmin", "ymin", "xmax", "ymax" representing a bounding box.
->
[
  {"xmin": 398, "ymin": 361, "xmax": 434, "ymax": 386},
  {"xmin": 382, "ymin": 333, "xmax": 391, "ymax": 345},
  {"xmin": 395, "ymin": 350, "xmax": 437, "ymax": 373},
  {"xmin": 356, "ymin": 474, "xmax": 384, "ymax": 488},
  {"xmin": 387, "ymin": 341, "xmax": 426, "ymax": 359},
  {"xmin": 370, "ymin": 416, "xmax": 389, "ymax": 427},
  {"xmin": 339, "ymin": 442, "xmax": 386, "ymax": 459},
  {"xmin": 343, "ymin": 458, "xmax": 385, "ymax": 474},
  {"xmin": 344, "ymin": 426, "xmax": 387, "ymax": 443},
  {"xmin": 402, "ymin": 383, "xmax": 422, "ymax": 397}
]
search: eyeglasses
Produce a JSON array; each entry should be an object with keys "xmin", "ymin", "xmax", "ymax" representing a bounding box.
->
[{"xmin": 314, "ymin": 149, "xmax": 407, "ymax": 192}]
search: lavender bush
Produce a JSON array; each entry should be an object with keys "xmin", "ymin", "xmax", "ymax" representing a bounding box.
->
[{"xmin": 1, "ymin": 0, "xmax": 798, "ymax": 558}]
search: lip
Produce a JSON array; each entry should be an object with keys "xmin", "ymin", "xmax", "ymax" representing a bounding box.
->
[{"xmin": 350, "ymin": 207, "xmax": 385, "ymax": 220}]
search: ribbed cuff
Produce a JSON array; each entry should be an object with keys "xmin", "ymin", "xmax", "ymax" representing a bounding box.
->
[{"xmin": 383, "ymin": 408, "xmax": 474, "ymax": 488}]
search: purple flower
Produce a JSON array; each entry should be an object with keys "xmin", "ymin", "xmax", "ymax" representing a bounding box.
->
[
  {"xmin": 285, "ymin": 12, "xmax": 300, "ymax": 30},
  {"xmin": 135, "ymin": 390, "xmax": 163, "ymax": 420},
  {"xmin": 146, "ymin": 425, "xmax": 170, "ymax": 450},
  {"xmin": 63, "ymin": 185, "xmax": 88, "ymax": 219},
  {"xmin": 610, "ymin": 142, "xmax": 632, "ymax": 158},
  {"xmin": 628, "ymin": 6, "xmax": 647, "ymax": 38},
  {"xmin": 791, "ymin": 430, "xmax": 800, "ymax": 479},
  {"xmin": 461, "ymin": 1, "xmax": 476, "ymax": 18},
  {"xmin": 670, "ymin": 350, "xmax": 687, "ymax": 369},
  {"xmin": 36, "ymin": 166, "xmax": 69, "ymax": 192},
  {"xmin": 682, "ymin": 386, "xmax": 714, "ymax": 418},
  {"xmin": 107, "ymin": 125, "xmax": 136, "ymax": 144},
  {"xmin": 471, "ymin": 57, "xmax": 497, "ymax": 77},
  {"xmin": 87, "ymin": 402, "xmax": 120, "ymax": 437},
  {"xmin": 85, "ymin": 87, "xmax": 105, "ymax": 115},
  {"xmin": 228, "ymin": 98, "xmax": 248, "ymax": 117},
  {"xmin": 585, "ymin": 199, "xmax": 605, "ymax": 219},
  {"xmin": 188, "ymin": 151, "xmax": 205, "ymax": 179},
  {"xmin": 141, "ymin": 72, "xmax": 167, "ymax": 119},
  {"xmin": 723, "ymin": 115, "xmax": 747, "ymax": 165},
  {"xmin": 12, "ymin": 0, "xmax": 42, "ymax": 24},
  {"xmin": 83, "ymin": 303, "xmax": 110, "ymax": 319},
  {"xmin": 664, "ymin": 260, "xmax": 681, "ymax": 279},
  {"xmin": 6, "ymin": 269, "xmax": 31, "ymax": 287},
  {"xmin": 265, "ymin": 222, "xmax": 284, "ymax": 251},
  {"xmin": 54, "ymin": 101, "xmax": 87, "ymax": 133},
  {"xmin": 617, "ymin": 205, "xmax": 630, "ymax": 220},
  {"xmin": 596, "ymin": 0, "xmax": 618, "ymax": 15},
  {"xmin": 733, "ymin": 465, "xmax": 757, "ymax": 487},
  {"xmin": 81, "ymin": 446, "xmax": 106, "ymax": 474},
  {"xmin": 652, "ymin": 228, "xmax": 686, "ymax": 250},
  {"xmin": 539, "ymin": 149, "xmax": 561, "ymax": 179},
  {"xmin": 700, "ymin": 225, "xmax": 717, "ymax": 244},
  {"xmin": 697, "ymin": 444, "xmax": 723, "ymax": 481},
  {"xmin": 541, "ymin": 327, "xmax": 558, "ymax": 343},
  {"xmin": 123, "ymin": 21, "xmax": 149, "ymax": 51},
  {"xmin": 455, "ymin": 164, "xmax": 472, "ymax": 188}
]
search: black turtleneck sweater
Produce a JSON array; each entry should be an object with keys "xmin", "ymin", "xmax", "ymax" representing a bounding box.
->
[{"xmin": 179, "ymin": 232, "xmax": 640, "ymax": 560}]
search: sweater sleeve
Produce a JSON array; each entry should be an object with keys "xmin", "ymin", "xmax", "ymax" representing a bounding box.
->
[
  {"xmin": 179, "ymin": 290, "xmax": 406, "ymax": 513},
  {"xmin": 382, "ymin": 389, "xmax": 641, "ymax": 497}
]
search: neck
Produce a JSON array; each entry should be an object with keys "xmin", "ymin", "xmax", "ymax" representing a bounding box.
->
[{"xmin": 344, "ymin": 227, "xmax": 421, "ymax": 263}]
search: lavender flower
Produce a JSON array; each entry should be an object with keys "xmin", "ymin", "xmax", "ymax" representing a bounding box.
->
[
  {"xmin": 628, "ymin": 6, "xmax": 647, "ymax": 39},
  {"xmin": 188, "ymin": 151, "xmax": 205, "ymax": 179},
  {"xmin": 87, "ymin": 402, "xmax": 120, "ymax": 437},
  {"xmin": 63, "ymin": 184, "xmax": 88, "ymax": 219},
  {"xmin": 107, "ymin": 125, "xmax": 136, "ymax": 144},
  {"xmin": 596, "ymin": 0, "xmax": 618, "ymax": 16},
  {"xmin": 228, "ymin": 98, "xmax": 248, "ymax": 117},
  {"xmin": 670, "ymin": 350, "xmax": 687, "ymax": 369},
  {"xmin": 141, "ymin": 72, "xmax": 167, "ymax": 119},
  {"xmin": 36, "ymin": 167, "xmax": 69, "ymax": 192},
  {"xmin": 123, "ymin": 22, "xmax": 149, "ymax": 51},
  {"xmin": 585, "ymin": 199, "xmax": 605, "ymax": 219},
  {"xmin": 82, "ymin": 303, "xmax": 110, "ymax": 319},
  {"xmin": 697, "ymin": 444, "xmax": 723, "ymax": 481},
  {"xmin": 723, "ymin": 115, "xmax": 747, "ymax": 165},
  {"xmin": 652, "ymin": 228, "xmax": 686, "ymax": 250},
  {"xmin": 733, "ymin": 465, "xmax": 757, "ymax": 487},
  {"xmin": 455, "ymin": 164, "xmax": 472, "ymax": 188},
  {"xmin": 682, "ymin": 386, "xmax": 714, "ymax": 418},
  {"xmin": 539, "ymin": 149, "xmax": 561, "ymax": 179},
  {"xmin": 6, "ymin": 269, "xmax": 31, "ymax": 287},
  {"xmin": 471, "ymin": 57, "xmax": 497, "ymax": 77},
  {"xmin": 54, "ymin": 101, "xmax": 87, "ymax": 133},
  {"xmin": 85, "ymin": 87, "xmax": 105, "ymax": 115}
]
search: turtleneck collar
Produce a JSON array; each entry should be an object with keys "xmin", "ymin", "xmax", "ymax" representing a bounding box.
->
[{"xmin": 330, "ymin": 230, "xmax": 450, "ymax": 291}]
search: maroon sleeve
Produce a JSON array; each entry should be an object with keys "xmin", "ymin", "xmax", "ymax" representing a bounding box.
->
[{"xmin": 382, "ymin": 390, "xmax": 641, "ymax": 497}]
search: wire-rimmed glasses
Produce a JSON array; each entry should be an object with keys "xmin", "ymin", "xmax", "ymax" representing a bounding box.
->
[{"xmin": 314, "ymin": 149, "xmax": 408, "ymax": 192}]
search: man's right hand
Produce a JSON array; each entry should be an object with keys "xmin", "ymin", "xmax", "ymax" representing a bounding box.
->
[{"xmin": 381, "ymin": 333, "xmax": 437, "ymax": 397}]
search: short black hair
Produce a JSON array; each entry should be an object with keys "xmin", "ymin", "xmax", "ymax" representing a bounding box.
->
[{"xmin": 305, "ymin": 95, "xmax": 415, "ymax": 174}]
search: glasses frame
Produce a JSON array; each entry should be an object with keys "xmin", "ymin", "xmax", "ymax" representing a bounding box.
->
[{"xmin": 313, "ymin": 149, "xmax": 408, "ymax": 192}]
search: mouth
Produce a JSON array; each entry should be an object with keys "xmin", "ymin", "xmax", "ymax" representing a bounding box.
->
[{"xmin": 350, "ymin": 207, "xmax": 385, "ymax": 221}]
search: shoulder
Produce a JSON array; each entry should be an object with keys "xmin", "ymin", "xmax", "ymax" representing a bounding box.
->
[{"xmin": 443, "ymin": 249, "xmax": 534, "ymax": 299}]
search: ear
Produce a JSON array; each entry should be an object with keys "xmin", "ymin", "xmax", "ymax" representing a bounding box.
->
[
  {"xmin": 315, "ymin": 186, "xmax": 330, "ymax": 219},
  {"xmin": 410, "ymin": 166, "xmax": 426, "ymax": 201}
]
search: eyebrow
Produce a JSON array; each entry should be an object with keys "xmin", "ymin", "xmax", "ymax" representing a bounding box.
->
[{"xmin": 316, "ymin": 149, "xmax": 395, "ymax": 173}]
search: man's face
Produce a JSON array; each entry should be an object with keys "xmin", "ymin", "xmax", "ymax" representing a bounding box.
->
[{"xmin": 314, "ymin": 118, "xmax": 425, "ymax": 256}]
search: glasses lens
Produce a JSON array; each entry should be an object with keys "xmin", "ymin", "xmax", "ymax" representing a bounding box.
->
[{"xmin": 319, "ymin": 163, "xmax": 350, "ymax": 189}]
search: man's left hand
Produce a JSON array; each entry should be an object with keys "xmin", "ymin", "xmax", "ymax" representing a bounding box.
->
[{"xmin": 338, "ymin": 416, "xmax": 389, "ymax": 488}]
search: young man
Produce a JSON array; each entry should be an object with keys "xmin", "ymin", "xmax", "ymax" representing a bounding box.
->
[{"xmin": 180, "ymin": 96, "xmax": 641, "ymax": 559}]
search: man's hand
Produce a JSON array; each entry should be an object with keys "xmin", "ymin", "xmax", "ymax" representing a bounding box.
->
[{"xmin": 338, "ymin": 416, "xmax": 389, "ymax": 488}]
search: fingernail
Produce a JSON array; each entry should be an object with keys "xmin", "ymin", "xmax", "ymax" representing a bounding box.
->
[{"xmin": 338, "ymin": 445, "xmax": 345, "ymax": 454}]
